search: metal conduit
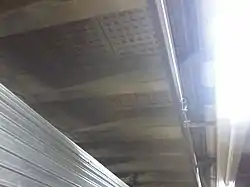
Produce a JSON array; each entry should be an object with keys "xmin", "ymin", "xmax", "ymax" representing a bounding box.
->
[{"xmin": 154, "ymin": 1, "xmax": 203, "ymax": 187}]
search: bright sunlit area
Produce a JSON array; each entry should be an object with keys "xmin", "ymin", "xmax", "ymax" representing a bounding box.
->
[
  {"xmin": 212, "ymin": 0, "xmax": 250, "ymax": 124},
  {"xmin": 212, "ymin": 0, "xmax": 250, "ymax": 187}
]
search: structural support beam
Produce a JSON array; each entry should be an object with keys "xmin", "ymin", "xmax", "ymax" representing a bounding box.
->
[
  {"xmin": 120, "ymin": 171, "xmax": 194, "ymax": 183},
  {"xmin": 133, "ymin": 182, "xmax": 194, "ymax": 187},
  {"xmin": 0, "ymin": 0, "xmax": 147, "ymax": 37},
  {"xmin": 107, "ymin": 159, "xmax": 192, "ymax": 173},
  {"xmin": 79, "ymin": 139, "xmax": 188, "ymax": 158}
]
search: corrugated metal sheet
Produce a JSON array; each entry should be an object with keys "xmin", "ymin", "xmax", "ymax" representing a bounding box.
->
[{"xmin": 0, "ymin": 84, "xmax": 128, "ymax": 187}]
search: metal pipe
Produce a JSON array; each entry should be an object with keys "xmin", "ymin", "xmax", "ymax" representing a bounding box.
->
[
  {"xmin": 154, "ymin": 1, "xmax": 203, "ymax": 187},
  {"xmin": 155, "ymin": 0, "xmax": 183, "ymax": 100}
]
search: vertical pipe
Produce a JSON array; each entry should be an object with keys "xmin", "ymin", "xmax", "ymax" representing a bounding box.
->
[{"xmin": 154, "ymin": 1, "xmax": 203, "ymax": 187}]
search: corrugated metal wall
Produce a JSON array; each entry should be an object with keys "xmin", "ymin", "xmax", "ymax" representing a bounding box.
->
[{"xmin": 0, "ymin": 84, "xmax": 128, "ymax": 187}]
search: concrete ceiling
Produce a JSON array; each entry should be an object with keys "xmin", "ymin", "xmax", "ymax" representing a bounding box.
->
[
  {"xmin": 0, "ymin": 0, "xmax": 42, "ymax": 13},
  {"xmin": 0, "ymin": 1, "xmax": 203, "ymax": 187}
]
